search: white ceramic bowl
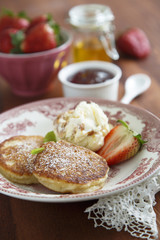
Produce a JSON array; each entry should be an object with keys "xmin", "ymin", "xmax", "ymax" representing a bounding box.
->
[{"xmin": 58, "ymin": 61, "xmax": 122, "ymax": 100}]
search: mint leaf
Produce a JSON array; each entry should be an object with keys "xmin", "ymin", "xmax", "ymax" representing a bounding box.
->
[
  {"xmin": 31, "ymin": 147, "xmax": 45, "ymax": 155},
  {"xmin": 31, "ymin": 131, "xmax": 56, "ymax": 154},
  {"xmin": 44, "ymin": 131, "xmax": 57, "ymax": 143}
]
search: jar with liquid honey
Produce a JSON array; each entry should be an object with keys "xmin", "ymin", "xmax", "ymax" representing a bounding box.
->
[{"xmin": 68, "ymin": 4, "xmax": 119, "ymax": 62}]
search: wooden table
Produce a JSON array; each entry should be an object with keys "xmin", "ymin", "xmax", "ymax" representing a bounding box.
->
[{"xmin": 0, "ymin": 0, "xmax": 160, "ymax": 239}]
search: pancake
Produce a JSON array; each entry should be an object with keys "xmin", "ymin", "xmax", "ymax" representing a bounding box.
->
[
  {"xmin": 33, "ymin": 140, "xmax": 109, "ymax": 193},
  {"xmin": 0, "ymin": 135, "xmax": 44, "ymax": 184}
]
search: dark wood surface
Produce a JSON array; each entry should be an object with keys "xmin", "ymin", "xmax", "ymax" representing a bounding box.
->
[{"xmin": 0, "ymin": 0, "xmax": 160, "ymax": 239}]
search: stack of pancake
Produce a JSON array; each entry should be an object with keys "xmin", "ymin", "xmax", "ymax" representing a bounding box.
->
[{"xmin": 0, "ymin": 135, "xmax": 109, "ymax": 194}]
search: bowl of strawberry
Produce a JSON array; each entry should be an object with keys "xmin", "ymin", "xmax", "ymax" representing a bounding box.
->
[{"xmin": 0, "ymin": 9, "xmax": 72, "ymax": 97}]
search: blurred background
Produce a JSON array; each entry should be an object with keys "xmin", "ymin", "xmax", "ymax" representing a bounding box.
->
[{"xmin": 0, "ymin": 0, "xmax": 160, "ymax": 116}]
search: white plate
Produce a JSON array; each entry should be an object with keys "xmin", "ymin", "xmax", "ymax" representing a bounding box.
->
[{"xmin": 0, "ymin": 97, "xmax": 159, "ymax": 202}]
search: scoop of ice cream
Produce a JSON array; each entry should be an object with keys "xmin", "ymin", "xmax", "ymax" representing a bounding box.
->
[{"xmin": 53, "ymin": 101, "xmax": 110, "ymax": 151}]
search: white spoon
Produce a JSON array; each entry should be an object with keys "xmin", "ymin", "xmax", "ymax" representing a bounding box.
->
[{"xmin": 120, "ymin": 73, "xmax": 151, "ymax": 104}]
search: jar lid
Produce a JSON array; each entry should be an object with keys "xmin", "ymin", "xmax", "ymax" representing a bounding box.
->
[{"xmin": 68, "ymin": 4, "xmax": 114, "ymax": 29}]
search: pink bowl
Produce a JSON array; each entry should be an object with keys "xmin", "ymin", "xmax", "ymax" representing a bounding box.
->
[{"xmin": 0, "ymin": 29, "xmax": 72, "ymax": 97}]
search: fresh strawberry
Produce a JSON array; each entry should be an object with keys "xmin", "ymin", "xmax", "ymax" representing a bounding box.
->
[
  {"xmin": 97, "ymin": 120, "xmax": 146, "ymax": 166},
  {"xmin": 27, "ymin": 14, "xmax": 50, "ymax": 31},
  {"xmin": 0, "ymin": 28, "xmax": 17, "ymax": 53},
  {"xmin": 116, "ymin": 28, "xmax": 151, "ymax": 59},
  {"xmin": 0, "ymin": 28, "xmax": 25, "ymax": 53},
  {"xmin": 26, "ymin": 13, "xmax": 62, "ymax": 45},
  {"xmin": 21, "ymin": 22, "xmax": 57, "ymax": 53},
  {"xmin": 0, "ymin": 15, "xmax": 29, "ymax": 33}
]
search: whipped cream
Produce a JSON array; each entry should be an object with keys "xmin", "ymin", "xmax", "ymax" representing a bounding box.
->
[{"xmin": 53, "ymin": 101, "xmax": 110, "ymax": 151}]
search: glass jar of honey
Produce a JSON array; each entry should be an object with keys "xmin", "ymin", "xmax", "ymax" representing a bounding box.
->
[{"xmin": 68, "ymin": 4, "xmax": 119, "ymax": 62}]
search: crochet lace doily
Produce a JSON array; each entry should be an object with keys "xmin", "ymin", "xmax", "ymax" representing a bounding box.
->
[{"xmin": 85, "ymin": 171, "xmax": 160, "ymax": 240}]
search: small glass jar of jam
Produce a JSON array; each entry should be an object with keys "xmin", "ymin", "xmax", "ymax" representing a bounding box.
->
[{"xmin": 68, "ymin": 4, "xmax": 119, "ymax": 62}]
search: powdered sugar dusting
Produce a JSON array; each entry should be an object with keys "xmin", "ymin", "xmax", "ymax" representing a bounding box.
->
[
  {"xmin": 34, "ymin": 140, "xmax": 108, "ymax": 183},
  {"xmin": 1, "ymin": 136, "xmax": 43, "ymax": 174}
]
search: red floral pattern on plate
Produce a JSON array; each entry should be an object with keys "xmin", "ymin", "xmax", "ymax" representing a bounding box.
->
[{"xmin": 0, "ymin": 119, "xmax": 36, "ymax": 137}]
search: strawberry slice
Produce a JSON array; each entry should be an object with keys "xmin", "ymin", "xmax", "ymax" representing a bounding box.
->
[
  {"xmin": 97, "ymin": 120, "xmax": 146, "ymax": 166},
  {"xmin": 21, "ymin": 22, "xmax": 57, "ymax": 53}
]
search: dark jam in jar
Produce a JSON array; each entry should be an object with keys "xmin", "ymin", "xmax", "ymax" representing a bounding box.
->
[{"xmin": 67, "ymin": 68, "xmax": 114, "ymax": 85}]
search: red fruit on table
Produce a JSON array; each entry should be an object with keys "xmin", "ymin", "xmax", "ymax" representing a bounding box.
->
[
  {"xmin": 97, "ymin": 120, "xmax": 146, "ymax": 166},
  {"xmin": 116, "ymin": 27, "xmax": 151, "ymax": 59},
  {"xmin": 21, "ymin": 22, "xmax": 57, "ymax": 53}
]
